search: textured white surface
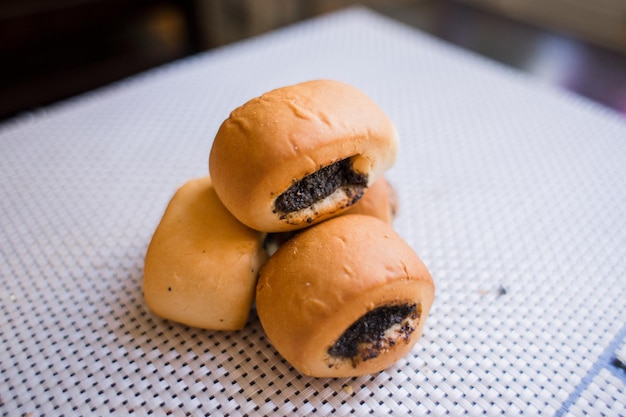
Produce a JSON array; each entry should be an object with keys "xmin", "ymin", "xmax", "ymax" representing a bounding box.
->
[{"xmin": 1, "ymin": 7, "xmax": 625, "ymax": 416}]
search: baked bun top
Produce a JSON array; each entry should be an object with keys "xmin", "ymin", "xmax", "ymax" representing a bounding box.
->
[
  {"xmin": 209, "ymin": 79, "xmax": 398, "ymax": 232},
  {"xmin": 256, "ymin": 214, "xmax": 434, "ymax": 377},
  {"xmin": 143, "ymin": 176, "xmax": 267, "ymax": 330}
]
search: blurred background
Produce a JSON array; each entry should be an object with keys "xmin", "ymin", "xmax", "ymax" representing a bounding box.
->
[{"xmin": 1, "ymin": 0, "xmax": 626, "ymax": 121}]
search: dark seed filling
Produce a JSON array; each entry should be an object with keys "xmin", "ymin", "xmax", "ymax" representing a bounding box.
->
[
  {"xmin": 274, "ymin": 157, "xmax": 368, "ymax": 213},
  {"xmin": 328, "ymin": 303, "xmax": 419, "ymax": 361}
]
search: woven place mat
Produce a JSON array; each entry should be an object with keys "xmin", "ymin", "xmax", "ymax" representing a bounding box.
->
[{"xmin": 1, "ymin": 7, "xmax": 625, "ymax": 416}]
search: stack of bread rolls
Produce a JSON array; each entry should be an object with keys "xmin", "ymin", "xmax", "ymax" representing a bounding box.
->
[{"xmin": 143, "ymin": 80, "xmax": 434, "ymax": 377}]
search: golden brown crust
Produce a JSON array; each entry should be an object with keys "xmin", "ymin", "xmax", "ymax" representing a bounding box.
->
[
  {"xmin": 143, "ymin": 176, "xmax": 267, "ymax": 330},
  {"xmin": 255, "ymin": 215, "xmax": 434, "ymax": 377},
  {"xmin": 209, "ymin": 80, "xmax": 398, "ymax": 233}
]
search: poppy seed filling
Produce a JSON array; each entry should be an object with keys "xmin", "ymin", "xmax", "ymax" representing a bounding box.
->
[
  {"xmin": 328, "ymin": 303, "xmax": 419, "ymax": 364},
  {"xmin": 274, "ymin": 157, "xmax": 368, "ymax": 213}
]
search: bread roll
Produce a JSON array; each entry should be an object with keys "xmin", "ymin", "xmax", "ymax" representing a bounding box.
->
[
  {"xmin": 143, "ymin": 176, "xmax": 267, "ymax": 330},
  {"xmin": 209, "ymin": 80, "xmax": 398, "ymax": 233},
  {"xmin": 256, "ymin": 215, "xmax": 434, "ymax": 377}
]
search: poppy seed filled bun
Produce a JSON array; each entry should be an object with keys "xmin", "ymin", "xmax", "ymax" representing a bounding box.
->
[
  {"xmin": 209, "ymin": 80, "xmax": 398, "ymax": 233},
  {"xmin": 255, "ymin": 215, "xmax": 434, "ymax": 377},
  {"xmin": 143, "ymin": 176, "xmax": 267, "ymax": 330}
]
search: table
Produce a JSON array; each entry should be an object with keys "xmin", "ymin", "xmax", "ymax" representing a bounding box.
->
[{"xmin": 1, "ymin": 7, "xmax": 625, "ymax": 416}]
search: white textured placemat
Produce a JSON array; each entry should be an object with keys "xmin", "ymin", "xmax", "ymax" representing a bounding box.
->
[{"xmin": 1, "ymin": 7, "xmax": 625, "ymax": 416}]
